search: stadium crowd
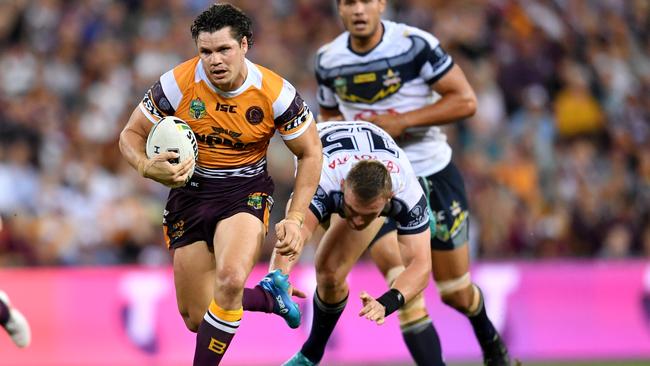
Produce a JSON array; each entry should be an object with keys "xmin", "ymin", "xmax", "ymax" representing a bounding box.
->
[{"xmin": 0, "ymin": 0, "xmax": 647, "ymax": 266}]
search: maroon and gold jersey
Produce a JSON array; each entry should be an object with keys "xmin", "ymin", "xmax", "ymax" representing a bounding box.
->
[{"xmin": 140, "ymin": 57, "xmax": 313, "ymax": 178}]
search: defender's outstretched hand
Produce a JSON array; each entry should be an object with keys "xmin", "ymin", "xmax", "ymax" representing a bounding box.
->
[{"xmin": 359, "ymin": 291, "xmax": 386, "ymax": 325}]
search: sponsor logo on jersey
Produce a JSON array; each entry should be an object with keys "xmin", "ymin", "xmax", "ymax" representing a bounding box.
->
[
  {"xmin": 283, "ymin": 106, "xmax": 310, "ymax": 132},
  {"xmin": 195, "ymin": 127, "xmax": 256, "ymax": 150},
  {"xmin": 245, "ymin": 106, "xmax": 264, "ymax": 125},
  {"xmin": 382, "ymin": 69, "xmax": 401, "ymax": 87},
  {"xmin": 189, "ymin": 98, "xmax": 206, "ymax": 119},
  {"xmin": 353, "ymin": 72, "xmax": 377, "ymax": 84},
  {"xmin": 210, "ymin": 127, "xmax": 242, "ymax": 138},
  {"xmin": 216, "ymin": 102, "xmax": 237, "ymax": 113}
]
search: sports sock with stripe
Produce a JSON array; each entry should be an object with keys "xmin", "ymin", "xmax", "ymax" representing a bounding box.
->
[
  {"xmin": 401, "ymin": 315, "xmax": 446, "ymax": 365},
  {"xmin": 467, "ymin": 287, "xmax": 498, "ymax": 347},
  {"xmin": 193, "ymin": 299, "xmax": 242, "ymax": 366}
]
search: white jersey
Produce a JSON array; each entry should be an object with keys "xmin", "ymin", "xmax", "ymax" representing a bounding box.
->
[
  {"xmin": 310, "ymin": 121, "xmax": 429, "ymax": 235},
  {"xmin": 315, "ymin": 20, "xmax": 454, "ymax": 176}
]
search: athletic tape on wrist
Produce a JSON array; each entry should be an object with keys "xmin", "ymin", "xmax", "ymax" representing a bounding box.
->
[
  {"xmin": 285, "ymin": 211, "xmax": 305, "ymax": 227},
  {"xmin": 376, "ymin": 288, "xmax": 405, "ymax": 317}
]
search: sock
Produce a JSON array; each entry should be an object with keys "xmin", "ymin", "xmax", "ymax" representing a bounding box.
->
[
  {"xmin": 467, "ymin": 286, "xmax": 498, "ymax": 347},
  {"xmin": 401, "ymin": 316, "xmax": 446, "ymax": 366},
  {"xmin": 0, "ymin": 298, "xmax": 8, "ymax": 326},
  {"xmin": 300, "ymin": 290, "xmax": 348, "ymax": 363},
  {"xmin": 193, "ymin": 300, "xmax": 242, "ymax": 366},
  {"xmin": 242, "ymin": 285, "xmax": 274, "ymax": 313}
]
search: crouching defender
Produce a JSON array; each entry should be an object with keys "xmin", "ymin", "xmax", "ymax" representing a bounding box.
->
[{"xmin": 273, "ymin": 121, "xmax": 441, "ymax": 365}]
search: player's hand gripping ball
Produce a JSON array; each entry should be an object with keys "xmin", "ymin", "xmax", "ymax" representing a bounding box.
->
[{"xmin": 145, "ymin": 116, "xmax": 199, "ymax": 179}]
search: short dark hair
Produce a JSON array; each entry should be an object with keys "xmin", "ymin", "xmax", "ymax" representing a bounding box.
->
[
  {"xmin": 346, "ymin": 160, "xmax": 392, "ymax": 203},
  {"xmin": 191, "ymin": 3, "xmax": 254, "ymax": 47}
]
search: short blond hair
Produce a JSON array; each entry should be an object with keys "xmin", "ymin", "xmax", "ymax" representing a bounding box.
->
[{"xmin": 346, "ymin": 160, "xmax": 392, "ymax": 203}]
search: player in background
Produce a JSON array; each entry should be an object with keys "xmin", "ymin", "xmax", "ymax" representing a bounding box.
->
[
  {"xmin": 314, "ymin": 1, "xmax": 509, "ymax": 365},
  {"xmin": 0, "ymin": 216, "xmax": 31, "ymax": 349},
  {"xmin": 277, "ymin": 121, "xmax": 434, "ymax": 365},
  {"xmin": 119, "ymin": 4, "xmax": 322, "ymax": 365}
]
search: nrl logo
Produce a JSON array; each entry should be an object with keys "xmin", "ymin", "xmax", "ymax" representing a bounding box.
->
[
  {"xmin": 247, "ymin": 192, "xmax": 265, "ymax": 209},
  {"xmin": 189, "ymin": 98, "xmax": 206, "ymax": 119},
  {"xmin": 334, "ymin": 76, "xmax": 347, "ymax": 96}
]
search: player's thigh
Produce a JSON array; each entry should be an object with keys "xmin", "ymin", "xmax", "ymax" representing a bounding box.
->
[
  {"xmin": 431, "ymin": 245, "xmax": 470, "ymax": 281},
  {"xmin": 173, "ymin": 241, "xmax": 216, "ymax": 319},
  {"xmin": 369, "ymin": 229, "xmax": 402, "ymax": 277},
  {"xmin": 315, "ymin": 215, "xmax": 384, "ymax": 281},
  {"xmin": 213, "ymin": 212, "xmax": 265, "ymax": 285},
  {"xmin": 422, "ymin": 162, "xmax": 471, "ymax": 281}
]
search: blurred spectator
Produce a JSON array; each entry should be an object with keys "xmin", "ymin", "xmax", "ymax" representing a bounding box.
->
[{"xmin": 0, "ymin": 0, "xmax": 647, "ymax": 266}]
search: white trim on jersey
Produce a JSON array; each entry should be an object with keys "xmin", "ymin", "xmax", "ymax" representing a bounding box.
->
[
  {"xmin": 194, "ymin": 158, "xmax": 267, "ymax": 179},
  {"xmin": 160, "ymin": 69, "xmax": 183, "ymax": 111},
  {"xmin": 139, "ymin": 103, "xmax": 158, "ymax": 124},
  {"xmin": 273, "ymin": 79, "xmax": 297, "ymax": 120}
]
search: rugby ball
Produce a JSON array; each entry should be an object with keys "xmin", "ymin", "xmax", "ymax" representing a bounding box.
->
[{"xmin": 146, "ymin": 116, "xmax": 199, "ymax": 178}]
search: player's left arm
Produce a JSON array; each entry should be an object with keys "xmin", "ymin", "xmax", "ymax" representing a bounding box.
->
[
  {"xmin": 366, "ymin": 64, "xmax": 477, "ymax": 137},
  {"xmin": 404, "ymin": 64, "xmax": 477, "ymax": 127},
  {"xmin": 276, "ymin": 121, "xmax": 323, "ymax": 257}
]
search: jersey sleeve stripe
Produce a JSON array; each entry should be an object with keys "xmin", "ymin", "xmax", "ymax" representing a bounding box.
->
[
  {"xmin": 396, "ymin": 220, "xmax": 429, "ymax": 235},
  {"xmin": 424, "ymin": 56, "xmax": 454, "ymax": 84},
  {"xmin": 138, "ymin": 102, "xmax": 158, "ymax": 124},
  {"xmin": 272, "ymin": 79, "xmax": 297, "ymax": 119},
  {"xmin": 280, "ymin": 113, "xmax": 313, "ymax": 141},
  {"xmin": 160, "ymin": 69, "xmax": 183, "ymax": 111}
]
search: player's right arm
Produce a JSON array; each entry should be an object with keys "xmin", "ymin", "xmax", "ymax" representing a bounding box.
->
[
  {"xmin": 269, "ymin": 200, "xmax": 321, "ymax": 299},
  {"xmin": 271, "ymin": 206, "xmax": 320, "ymax": 273},
  {"xmin": 118, "ymin": 107, "xmax": 193, "ymax": 188}
]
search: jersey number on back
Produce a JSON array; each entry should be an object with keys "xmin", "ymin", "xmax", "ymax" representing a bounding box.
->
[{"xmin": 320, "ymin": 126, "xmax": 399, "ymax": 158}]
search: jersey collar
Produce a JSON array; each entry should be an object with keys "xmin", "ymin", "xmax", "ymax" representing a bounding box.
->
[
  {"xmin": 347, "ymin": 21, "xmax": 386, "ymax": 57},
  {"xmin": 195, "ymin": 58, "xmax": 263, "ymax": 98}
]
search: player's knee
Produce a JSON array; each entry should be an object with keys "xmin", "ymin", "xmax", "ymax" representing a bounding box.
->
[
  {"xmin": 436, "ymin": 273, "xmax": 475, "ymax": 313},
  {"xmin": 440, "ymin": 288, "xmax": 474, "ymax": 312},
  {"xmin": 315, "ymin": 266, "xmax": 346, "ymax": 293},
  {"xmin": 397, "ymin": 292, "xmax": 429, "ymax": 326},
  {"xmin": 214, "ymin": 267, "xmax": 247, "ymax": 298}
]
